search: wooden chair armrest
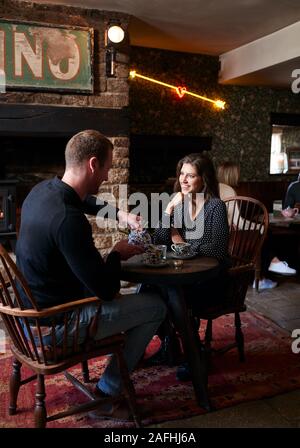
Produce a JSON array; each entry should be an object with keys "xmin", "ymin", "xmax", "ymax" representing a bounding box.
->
[
  {"xmin": 0, "ymin": 296, "xmax": 102, "ymax": 318},
  {"xmin": 228, "ymin": 263, "xmax": 254, "ymax": 277}
]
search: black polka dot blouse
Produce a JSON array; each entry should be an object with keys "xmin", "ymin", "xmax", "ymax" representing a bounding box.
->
[{"xmin": 153, "ymin": 198, "xmax": 229, "ymax": 261}]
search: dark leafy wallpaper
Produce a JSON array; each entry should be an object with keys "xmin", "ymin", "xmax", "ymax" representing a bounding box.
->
[{"xmin": 129, "ymin": 47, "xmax": 300, "ymax": 181}]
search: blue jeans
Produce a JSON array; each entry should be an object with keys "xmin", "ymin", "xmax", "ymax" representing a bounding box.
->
[{"xmin": 63, "ymin": 292, "xmax": 166, "ymax": 396}]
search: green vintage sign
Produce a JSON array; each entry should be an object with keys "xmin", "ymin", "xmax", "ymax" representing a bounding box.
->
[{"xmin": 0, "ymin": 19, "xmax": 94, "ymax": 93}]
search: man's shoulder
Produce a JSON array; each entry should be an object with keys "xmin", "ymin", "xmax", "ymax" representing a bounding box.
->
[
  {"xmin": 22, "ymin": 179, "xmax": 54, "ymax": 209},
  {"xmin": 27, "ymin": 178, "xmax": 53, "ymax": 194},
  {"xmin": 289, "ymin": 180, "xmax": 300, "ymax": 190}
]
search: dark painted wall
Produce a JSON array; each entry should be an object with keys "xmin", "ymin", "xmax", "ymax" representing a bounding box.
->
[{"xmin": 130, "ymin": 46, "xmax": 300, "ymax": 182}]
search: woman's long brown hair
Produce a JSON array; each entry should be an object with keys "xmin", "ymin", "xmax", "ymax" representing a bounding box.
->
[{"xmin": 173, "ymin": 152, "xmax": 219, "ymax": 200}]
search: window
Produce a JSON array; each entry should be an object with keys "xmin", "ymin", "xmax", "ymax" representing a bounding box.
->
[{"xmin": 269, "ymin": 127, "xmax": 286, "ymax": 174}]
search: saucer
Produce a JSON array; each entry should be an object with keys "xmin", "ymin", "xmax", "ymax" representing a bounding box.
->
[
  {"xmin": 171, "ymin": 253, "xmax": 196, "ymax": 260},
  {"xmin": 142, "ymin": 260, "xmax": 169, "ymax": 268}
]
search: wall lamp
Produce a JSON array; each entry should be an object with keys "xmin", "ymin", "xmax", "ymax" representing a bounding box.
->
[{"xmin": 105, "ymin": 24, "xmax": 125, "ymax": 77}]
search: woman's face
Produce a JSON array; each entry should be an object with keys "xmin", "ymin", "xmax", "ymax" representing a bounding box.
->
[{"xmin": 179, "ymin": 163, "xmax": 203, "ymax": 195}]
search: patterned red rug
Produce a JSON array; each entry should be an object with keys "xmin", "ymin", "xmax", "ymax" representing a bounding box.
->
[{"xmin": 0, "ymin": 311, "xmax": 299, "ymax": 428}]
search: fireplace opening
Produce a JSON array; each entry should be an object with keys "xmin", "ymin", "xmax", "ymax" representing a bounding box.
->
[
  {"xmin": 0, "ymin": 180, "xmax": 17, "ymax": 251},
  {"xmin": 0, "ymin": 134, "xmax": 69, "ymax": 245},
  {"xmin": 0, "ymin": 103, "xmax": 130, "ymax": 253},
  {"xmin": 129, "ymin": 134, "xmax": 212, "ymax": 195},
  {"xmin": 1, "ymin": 134, "xmax": 69, "ymax": 203},
  {"xmin": 1, "ymin": 135, "xmax": 69, "ymax": 182}
]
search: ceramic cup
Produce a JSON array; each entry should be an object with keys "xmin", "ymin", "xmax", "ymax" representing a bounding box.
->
[
  {"xmin": 171, "ymin": 242, "xmax": 192, "ymax": 257},
  {"xmin": 281, "ymin": 207, "xmax": 299, "ymax": 218}
]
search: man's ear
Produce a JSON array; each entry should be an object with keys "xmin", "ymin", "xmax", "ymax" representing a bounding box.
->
[{"xmin": 89, "ymin": 156, "xmax": 98, "ymax": 173}]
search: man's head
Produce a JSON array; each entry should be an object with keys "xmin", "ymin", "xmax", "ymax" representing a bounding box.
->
[{"xmin": 64, "ymin": 130, "xmax": 113, "ymax": 194}]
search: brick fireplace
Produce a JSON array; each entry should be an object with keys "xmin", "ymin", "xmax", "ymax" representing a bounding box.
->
[
  {"xmin": 0, "ymin": 0, "xmax": 131, "ymax": 255},
  {"xmin": 0, "ymin": 103, "xmax": 130, "ymax": 254}
]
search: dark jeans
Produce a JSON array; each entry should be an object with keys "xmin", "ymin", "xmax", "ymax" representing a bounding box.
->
[{"xmin": 184, "ymin": 268, "xmax": 230, "ymax": 314}]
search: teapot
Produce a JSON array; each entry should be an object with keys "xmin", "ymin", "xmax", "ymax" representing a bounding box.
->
[{"xmin": 128, "ymin": 229, "xmax": 152, "ymax": 248}]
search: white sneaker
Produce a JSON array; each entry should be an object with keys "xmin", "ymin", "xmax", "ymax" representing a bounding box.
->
[
  {"xmin": 252, "ymin": 279, "xmax": 277, "ymax": 290},
  {"xmin": 268, "ymin": 261, "xmax": 296, "ymax": 276}
]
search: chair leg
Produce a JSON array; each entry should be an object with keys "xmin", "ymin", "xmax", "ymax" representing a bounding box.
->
[
  {"xmin": 116, "ymin": 349, "xmax": 141, "ymax": 428},
  {"xmin": 205, "ymin": 319, "xmax": 213, "ymax": 352},
  {"xmin": 81, "ymin": 360, "xmax": 90, "ymax": 383},
  {"xmin": 9, "ymin": 358, "xmax": 22, "ymax": 415},
  {"xmin": 254, "ymin": 260, "xmax": 260, "ymax": 292},
  {"xmin": 235, "ymin": 312, "xmax": 245, "ymax": 362},
  {"xmin": 164, "ymin": 318, "xmax": 182, "ymax": 366},
  {"xmin": 34, "ymin": 374, "xmax": 47, "ymax": 428}
]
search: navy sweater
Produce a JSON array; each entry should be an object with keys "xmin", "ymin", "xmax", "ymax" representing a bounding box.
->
[{"xmin": 16, "ymin": 177, "xmax": 121, "ymax": 310}]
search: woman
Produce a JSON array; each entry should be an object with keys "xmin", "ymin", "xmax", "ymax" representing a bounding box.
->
[
  {"xmin": 218, "ymin": 161, "xmax": 240, "ymax": 199},
  {"xmin": 152, "ymin": 152, "xmax": 230, "ymax": 380},
  {"xmin": 154, "ymin": 152, "xmax": 229, "ymax": 261},
  {"xmin": 218, "ymin": 162, "xmax": 254, "ymax": 229}
]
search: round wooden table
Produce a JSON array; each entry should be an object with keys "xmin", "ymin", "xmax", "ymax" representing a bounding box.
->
[{"xmin": 121, "ymin": 254, "xmax": 220, "ymax": 410}]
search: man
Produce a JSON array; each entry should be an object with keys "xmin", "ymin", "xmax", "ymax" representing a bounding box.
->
[
  {"xmin": 283, "ymin": 173, "xmax": 300, "ymax": 209},
  {"xmin": 16, "ymin": 129, "xmax": 166, "ymax": 419}
]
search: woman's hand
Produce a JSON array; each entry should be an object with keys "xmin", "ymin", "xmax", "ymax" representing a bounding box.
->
[
  {"xmin": 165, "ymin": 192, "xmax": 184, "ymax": 215},
  {"xmin": 171, "ymin": 228, "xmax": 185, "ymax": 244}
]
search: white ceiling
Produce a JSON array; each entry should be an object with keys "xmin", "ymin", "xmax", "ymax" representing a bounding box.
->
[{"xmin": 26, "ymin": 0, "xmax": 300, "ymax": 87}]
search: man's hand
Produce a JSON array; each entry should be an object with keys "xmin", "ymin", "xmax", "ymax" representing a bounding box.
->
[
  {"xmin": 165, "ymin": 192, "xmax": 184, "ymax": 215},
  {"xmin": 112, "ymin": 239, "xmax": 144, "ymax": 260},
  {"xmin": 117, "ymin": 210, "xmax": 143, "ymax": 231}
]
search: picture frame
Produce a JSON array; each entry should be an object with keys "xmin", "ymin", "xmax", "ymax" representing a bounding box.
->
[
  {"xmin": 0, "ymin": 19, "xmax": 94, "ymax": 93},
  {"xmin": 286, "ymin": 147, "xmax": 300, "ymax": 174}
]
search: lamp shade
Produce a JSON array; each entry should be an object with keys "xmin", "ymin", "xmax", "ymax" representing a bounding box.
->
[{"xmin": 107, "ymin": 25, "xmax": 125, "ymax": 44}]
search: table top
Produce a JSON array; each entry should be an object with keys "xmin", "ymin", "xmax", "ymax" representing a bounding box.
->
[
  {"xmin": 269, "ymin": 213, "xmax": 300, "ymax": 227},
  {"xmin": 121, "ymin": 254, "xmax": 220, "ymax": 286}
]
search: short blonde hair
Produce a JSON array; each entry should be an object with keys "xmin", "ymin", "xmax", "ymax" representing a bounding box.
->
[
  {"xmin": 65, "ymin": 130, "xmax": 113, "ymax": 168},
  {"xmin": 217, "ymin": 162, "xmax": 240, "ymax": 188}
]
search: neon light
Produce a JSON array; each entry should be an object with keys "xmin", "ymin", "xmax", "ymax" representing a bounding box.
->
[
  {"xmin": 176, "ymin": 86, "xmax": 186, "ymax": 98},
  {"xmin": 129, "ymin": 70, "xmax": 226, "ymax": 109}
]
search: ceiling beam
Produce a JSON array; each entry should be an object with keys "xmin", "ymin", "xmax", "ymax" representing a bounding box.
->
[{"xmin": 218, "ymin": 21, "xmax": 300, "ymax": 86}]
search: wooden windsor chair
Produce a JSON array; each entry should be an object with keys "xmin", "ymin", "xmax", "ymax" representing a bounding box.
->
[
  {"xmin": 193, "ymin": 196, "xmax": 269, "ymax": 361},
  {"xmin": 0, "ymin": 244, "xmax": 141, "ymax": 428}
]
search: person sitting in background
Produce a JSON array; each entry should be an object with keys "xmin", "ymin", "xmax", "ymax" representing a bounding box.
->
[
  {"xmin": 217, "ymin": 161, "xmax": 296, "ymax": 290},
  {"xmin": 283, "ymin": 173, "xmax": 300, "ymax": 209}
]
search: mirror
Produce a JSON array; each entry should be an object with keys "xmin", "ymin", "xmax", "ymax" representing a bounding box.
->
[{"xmin": 269, "ymin": 114, "xmax": 300, "ymax": 175}]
